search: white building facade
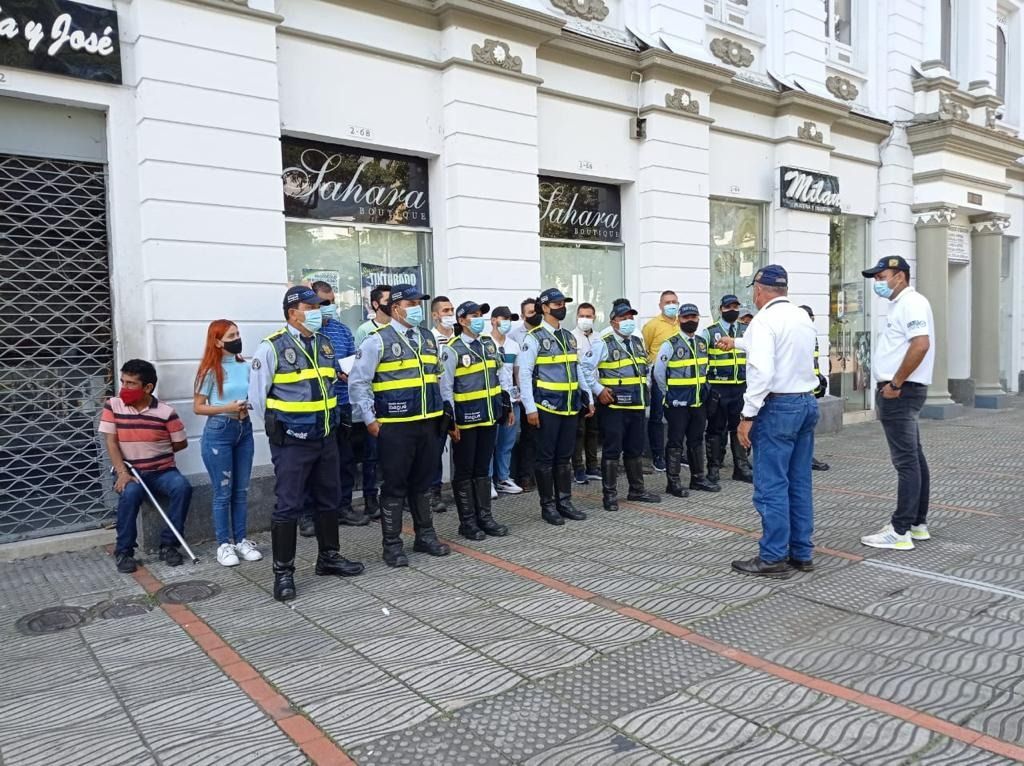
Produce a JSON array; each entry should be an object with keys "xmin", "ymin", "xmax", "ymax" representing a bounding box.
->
[{"xmin": 1, "ymin": 0, "xmax": 1022, "ymax": 543}]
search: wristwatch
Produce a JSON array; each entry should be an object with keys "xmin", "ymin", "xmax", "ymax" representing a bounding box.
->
[
  {"xmin": 741, "ymin": 415, "xmax": 756, "ymax": 422},
  {"xmin": 887, "ymin": 381, "xmax": 902, "ymax": 391}
]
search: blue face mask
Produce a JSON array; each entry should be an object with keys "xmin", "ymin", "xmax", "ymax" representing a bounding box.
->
[
  {"xmin": 618, "ymin": 319, "xmax": 636, "ymax": 336},
  {"xmin": 302, "ymin": 308, "xmax": 323, "ymax": 333},
  {"xmin": 498, "ymin": 319, "xmax": 511, "ymax": 334},
  {"xmin": 469, "ymin": 317, "xmax": 486, "ymax": 335},
  {"xmin": 873, "ymin": 281, "xmax": 893, "ymax": 299},
  {"xmin": 320, "ymin": 304, "xmax": 337, "ymax": 322},
  {"xmin": 404, "ymin": 305, "xmax": 424, "ymax": 325},
  {"xmin": 663, "ymin": 304, "xmax": 679, "ymax": 318}
]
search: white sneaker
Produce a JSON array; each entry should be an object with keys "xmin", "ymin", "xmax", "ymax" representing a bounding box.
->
[
  {"xmin": 910, "ymin": 524, "xmax": 931, "ymax": 541},
  {"xmin": 490, "ymin": 483, "xmax": 498, "ymax": 499},
  {"xmin": 235, "ymin": 539, "xmax": 263, "ymax": 562},
  {"xmin": 496, "ymin": 479, "xmax": 523, "ymax": 495},
  {"xmin": 861, "ymin": 523, "xmax": 915, "ymax": 550},
  {"xmin": 217, "ymin": 543, "xmax": 240, "ymax": 567}
]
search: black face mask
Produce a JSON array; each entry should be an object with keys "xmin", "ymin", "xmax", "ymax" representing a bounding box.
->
[
  {"xmin": 550, "ymin": 307, "xmax": 567, "ymax": 322},
  {"xmin": 721, "ymin": 310, "xmax": 740, "ymax": 324},
  {"xmin": 525, "ymin": 312, "xmax": 542, "ymax": 327},
  {"xmin": 680, "ymin": 320, "xmax": 700, "ymax": 334},
  {"xmin": 223, "ymin": 338, "xmax": 243, "ymax": 354}
]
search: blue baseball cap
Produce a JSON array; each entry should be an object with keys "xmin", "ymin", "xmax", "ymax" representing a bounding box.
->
[
  {"xmin": 863, "ymin": 255, "xmax": 910, "ymax": 277},
  {"xmin": 539, "ymin": 287, "xmax": 573, "ymax": 305},
  {"xmin": 390, "ymin": 283, "xmax": 430, "ymax": 302},
  {"xmin": 679, "ymin": 303, "xmax": 700, "ymax": 317},
  {"xmin": 284, "ymin": 285, "xmax": 319, "ymax": 308},
  {"xmin": 739, "ymin": 305, "xmax": 755, "ymax": 319},
  {"xmin": 720, "ymin": 294, "xmax": 740, "ymax": 308},
  {"xmin": 456, "ymin": 301, "xmax": 490, "ymax": 319},
  {"xmin": 749, "ymin": 264, "xmax": 788, "ymax": 287},
  {"xmin": 610, "ymin": 302, "xmax": 638, "ymax": 320}
]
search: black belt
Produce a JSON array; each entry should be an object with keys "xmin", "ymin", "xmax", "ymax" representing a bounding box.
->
[
  {"xmin": 877, "ymin": 381, "xmax": 926, "ymax": 390},
  {"xmin": 766, "ymin": 392, "xmax": 811, "ymax": 399}
]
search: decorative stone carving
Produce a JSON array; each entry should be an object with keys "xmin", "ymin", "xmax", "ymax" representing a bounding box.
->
[
  {"xmin": 471, "ymin": 39, "xmax": 522, "ymax": 73},
  {"xmin": 551, "ymin": 0, "xmax": 609, "ymax": 22},
  {"xmin": 938, "ymin": 92, "xmax": 970, "ymax": 121},
  {"xmin": 825, "ymin": 75, "xmax": 859, "ymax": 101},
  {"xmin": 985, "ymin": 107, "xmax": 999, "ymax": 128},
  {"xmin": 914, "ymin": 207, "xmax": 957, "ymax": 226},
  {"xmin": 710, "ymin": 37, "xmax": 754, "ymax": 68},
  {"xmin": 970, "ymin": 214, "xmax": 1011, "ymax": 234},
  {"xmin": 797, "ymin": 120, "xmax": 823, "ymax": 143},
  {"xmin": 665, "ymin": 88, "xmax": 700, "ymax": 115}
]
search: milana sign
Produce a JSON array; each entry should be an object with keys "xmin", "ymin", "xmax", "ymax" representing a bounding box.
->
[{"xmin": 779, "ymin": 167, "xmax": 841, "ymax": 215}]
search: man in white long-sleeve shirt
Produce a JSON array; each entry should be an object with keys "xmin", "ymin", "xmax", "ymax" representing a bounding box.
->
[{"xmin": 716, "ymin": 264, "xmax": 819, "ymax": 578}]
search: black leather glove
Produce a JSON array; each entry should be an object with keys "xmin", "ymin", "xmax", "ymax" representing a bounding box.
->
[
  {"xmin": 441, "ymin": 402, "xmax": 455, "ymax": 435},
  {"xmin": 814, "ymin": 374, "xmax": 828, "ymax": 399},
  {"xmin": 500, "ymin": 391, "xmax": 512, "ymax": 422}
]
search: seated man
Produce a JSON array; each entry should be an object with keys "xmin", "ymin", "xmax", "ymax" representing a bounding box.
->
[{"xmin": 100, "ymin": 359, "xmax": 192, "ymax": 573}]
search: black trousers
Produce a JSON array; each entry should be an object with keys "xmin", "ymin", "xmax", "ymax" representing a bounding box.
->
[
  {"xmin": 514, "ymin": 401, "xmax": 538, "ymax": 481},
  {"xmin": 573, "ymin": 411, "xmax": 600, "ymax": 471},
  {"xmin": 377, "ymin": 418, "xmax": 442, "ymax": 500},
  {"xmin": 453, "ymin": 424, "xmax": 498, "ymax": 482},
  {"xmin": 598, "ymin": 406, "xmax": 645, "ymax": 461},
  {"xmin": 537, "ymin": 410, "xmax": 577, "ymax": 467},
  {"xmin": 706, "ymin": 385, "xmax": 745, "ymax": 439},
  {"xmin": 877, "ymin": 384, "xmax": 930, "ymax": 534},
  {"xmin": 336, "ymin": 404, "xmax": 358, "ymax": 510},
  {"xmin": 270, "ymin": 435, "xmax": 340, "ymax": 524},
  {"xmin": 666, "ymin": 405, "xmax": 707, "ymax": 452}
]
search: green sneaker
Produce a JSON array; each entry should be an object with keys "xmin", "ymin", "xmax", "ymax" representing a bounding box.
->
[{"xmin": 910, "ymin": 524, "xmax": 931, "ymax": 541}]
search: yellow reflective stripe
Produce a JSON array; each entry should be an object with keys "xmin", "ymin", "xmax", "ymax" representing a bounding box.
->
[
  {"xmin": 598, "ymin": 376, "xmax": 645, "ymax": 386},
  {"xmin": 709, "ymin": 380, "xmax": 746, "ymax": 385},
  {"xmin": 666, "ymin": 378, "xmax": 706, "ymax": 386},
  {"xmin": 420, "ymin": 354, "xmax": 438, "ymax": 365},
  {"xmin": 272, "ymin": 367, "xmax": 336, "ymax": 383},
  {"xmin": 378, "ymin": 358, "xmax": 421, "ymax": 373},
  {"xmin": 537, "ymin": 403, "xmax": 574, "ymax": 415},
  {"xmin": 372, "ymin": 374, "xmax": 438, "ymax": 392},
  {"xmin": 457, "ymin": 419, "xmax": 498, "ymax": 429},
  {"xmin": 609, "ymin": 403, "xmax": 645, "ymax": 410},
  {"xmin": 667, "ymin": 358, "xmax": 698, "ymax": 367},
  {"xmin": 597, "ymin": 358, "xmax": 638, "ymax": 370},
  {"xmin": 453, "ymin": 385, "xmax": 503, "ymax": 402},
  {"xmin": 454, "ymin": 360, "xmax": 497, "ymax": 376},
  {"xmin": 378, "ymin": 410, "xmax": 443, "ymax": 423},
  {"xmin": 536, "ymin": 354, "xmax": 577, "ymax": 364},
  {"xmin": 708, "ymin": 359, "xmax": 743, "ymax": 368},
  {"xmin": 266, "ymin": 397, "xmax": 337, "ymax": 412},
  {"xmin": 537, "ymin": 380, "xmax": 578, "ymax": 392}
]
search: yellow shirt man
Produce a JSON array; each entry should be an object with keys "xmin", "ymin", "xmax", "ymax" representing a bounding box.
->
[{"xmin": 642, "ymin": 291, "xmax": 682, "ymax": 364}]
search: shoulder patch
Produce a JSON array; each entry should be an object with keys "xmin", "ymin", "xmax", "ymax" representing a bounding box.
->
[
  {"xmin": 355, "ymin": 349, "xmax": 362, "ymax": 360},
  {"xmin": 251, "ymin": 358, "xmax": 262, "ymax": 370},
  {"xmin": 660, "ymin": 354, "xmax": 668, "ymax": 362}
]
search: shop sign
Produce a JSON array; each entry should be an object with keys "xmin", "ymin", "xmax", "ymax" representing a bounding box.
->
[
  {"xmin": 0, "ymin": 0, "xmax": 121, "ymax": 84},
  {"xmin": 779, "ymin": 167, "xmax": 841, "ymax": 215},
  {"xmin": 360, "ymin": 263, "xmax": 423, "ymax": 317},
  {"xmin": 539, "ymin": 176, "xmax": 621, "ymax": 241},
  {"xmin": 282, "ymin": 138, "xmax": 430, "ymax": 226},
  {"xmin": 947, "ymin": 225, "xmax": 970, "ymax": 264}
]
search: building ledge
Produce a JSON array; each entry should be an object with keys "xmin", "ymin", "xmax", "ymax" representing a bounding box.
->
[{"xmin": 907, "ymin": 118, "xmax": 1024, "ymax": 167}]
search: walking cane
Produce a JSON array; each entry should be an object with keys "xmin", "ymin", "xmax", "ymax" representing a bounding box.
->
[{"xmin": 112, "ymin": 462, "xmax": 200, "ymax": 564}]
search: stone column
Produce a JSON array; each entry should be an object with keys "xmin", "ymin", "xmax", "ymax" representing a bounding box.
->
[
  {"xmin": 969, "ymin": 213, "xmax": 1011, "ymax": 408},
  {"xmin": 914, "ymin": 207, "xmax": 963, "ymax": 418}
]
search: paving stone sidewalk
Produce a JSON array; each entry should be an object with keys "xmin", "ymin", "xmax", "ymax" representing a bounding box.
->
[{"xmin": 2, "ymin": 402, "xmax": 1023, "ymax": 765}]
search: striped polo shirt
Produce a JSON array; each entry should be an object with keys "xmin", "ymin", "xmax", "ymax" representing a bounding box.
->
[{"xmin": 98, "ymin": 396, "xmax": 187, "ymax": 473}]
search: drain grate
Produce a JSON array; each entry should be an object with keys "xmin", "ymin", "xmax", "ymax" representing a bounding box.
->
[
  {"xmin": 90, "ymin": 596, "xmax": 154, "ymax": 620},
  {"xmin": 155, "ymin": 580, "xmax": 222, "ymax": 605},
  {"xmin": 15, "ymin": 606, "xmax": 92, "ymax": 636}
]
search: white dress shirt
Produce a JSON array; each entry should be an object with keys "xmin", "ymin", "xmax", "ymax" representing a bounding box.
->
[
  {"xmin": 872, "ymin": 286, "xmax": 935, "ymax": 385},
  {"xmin": 734, "ymin": 297, "xmax": 818, "ymax": 418}
]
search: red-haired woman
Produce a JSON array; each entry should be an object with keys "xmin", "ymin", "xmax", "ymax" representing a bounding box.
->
[{"xmin": 194, "ymin": 320, "xmax": 261, "ymax": 567}]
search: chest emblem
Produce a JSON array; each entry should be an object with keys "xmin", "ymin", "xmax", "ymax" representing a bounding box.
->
[
  {"xmin": 461, "ymin": 354, "xmax": 472, "ymax": 368},
  {"xmin": 284, "ymin": 348, "xmax": 298, "ymax": 365},
  {"xmin": 542, "ymin": 338, "xmax": 552, "ymax": 351},
  {"xmin": 676, "ymin": 347, "xmax": 686, "ymax": 359},
  {"xmin": 568, "ymin": 336, "xmax": 577, "ymax": 349},
  {"xmin": 612, "ymin": 349, "xmax": 621, "ymax": 361},
  {"xmin": 321, "ymin": 342, "xmax": 334, "ymax": 358},
  {"xmin": 391, "ymin": 342, "xmax": 403, "ymax": 357},
  {"xmin": 425, "ymin": 338, "xmax": 436, "ymax": 350}
]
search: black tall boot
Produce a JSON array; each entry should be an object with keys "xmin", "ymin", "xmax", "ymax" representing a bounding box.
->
[
  {"xmin": 555, "ymin": 463, "xmax": 587, "ymax": 520},
  {"xmin": 453, "ymin": 479, "xmax": 485, "ymax": 541},
  {"xmin": 665, "ymin": 448, "xmax": 689, "ymax": 498},
  {"xmin": 474, "ymin": 476, "xmax": 508, "ymax": 536},
  {"xmin": 601, "ymin": 458, "xmax": 619, "ymax": 511},
  {"xmin": 298, "ymin": 514, "xmax": 315, "ymax": 538},
  {"xmin": 429, "ymin": 485, "xmax": 448, "ymax": 514},
  {"xmin": 411, "ymin": 493, "xmax": 451, "ymax": 556},
  {"xmin": 688, "ymin": 446, "xmax": 721, "ymax": 492},
  {"xmin": 313, "ymin": 511, "xmax": 365, "ymax": 577},
  {"xmin": 625, "ymin": 457, "xmax": 660, "ymax": 503},
  {"xmin": 380, "ymin": 496, "xmax": 408, "ymax": 567},
  {"xmin": 730, "ymin": 432, "xmax": 754, "ymax": 483},
  {"xmin": 271, "ymin": 520, "xmax": 298, "ymax": 602},
  {"xmin": 363, "ymin": 492, "xmax": 381, "ymax": 521},
  {"xmin": 705, "ymin": 434, "xmax": 724, "ymax": 484},
  {"xmin": 535, "ymin": 466, "xmax": 562, "ymax": 525}
]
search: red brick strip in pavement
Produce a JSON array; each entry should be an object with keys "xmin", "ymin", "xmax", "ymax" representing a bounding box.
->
[
  {"xmin": 443, "ymin": 538, "xmax": 1024, "ymax": 763},
  {"xmin": 129, "ymin": 565, "xmax": 356, "ymax": 766},
  {"xmin": 817, "ymin": 486, "xmax": 999, "ymax": 516}
]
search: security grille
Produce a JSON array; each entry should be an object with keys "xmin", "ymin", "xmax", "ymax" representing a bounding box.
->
[{"xmin": 0, "ymin": 153, "xmax": 116, "ymax": 543}]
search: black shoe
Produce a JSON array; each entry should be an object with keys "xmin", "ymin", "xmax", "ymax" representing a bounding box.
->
[
  {"xmin": 624, "ymin": 457, "xmax": 660, "ymax": 503},
  {"xmin": 690, "ymin": 477, "xmax": 722, "ymax": 492},
  {"xmin": 429, "ymin": 486, "xmax": 448, "ymax": 514},
  {"xmin": 315, "ymin": 550, "xmax": 365, "ymax": 577},
  {"xmin": 115, "ymin": 552, "xmax": 137, "ymax": 574},
  {"xmin": 730, "ymin": 432, "xmax": 754, "ymax": 482},
  {"xmin": 518, "ymin": 475, "xmax": 536, "ymax": 493},
  {"xmin": 652, "ymin": 454, "xmax": 667, "ymax": 472},
  {"xmin": 788, "ymin": 557, "xmax": 815, "ymax": 572},
  {"xmin": 706, "ymin": 434, "xmax": 723, "ymax": 484},
  {"xmin": 601, "ymin": 458, "xmax": 619, "ymax": 512},
  {"xmin": 555, "ymin": 463, "xmax": 587, "ymax": 521},
  {"xmin": 413, "ymin": 529, "xmax": 451, "ymax": 556},
  {"xmin": 535, "ymin": 467, "xmax": 563, "ymax": 525},
  {"xmin": 454, "ymin": 479, "xmax": 485, "ymax": 541},
  {"xmin": 811, "ymin": 457, "xmax": 830, "ymax": 472},
  {"xmin": 732, "ymin": 470, "xmax": 754, "ymax": 484},
  {"xmin": 271, "ymin": 520, "xmax": 298, "ymax": 601},
  {"xmin": 364, "ymin": 493, "xmax": 381, "ymax": 520},
  {"xmin": 473, "ymin": 477, "xmax": 508, "ymax": 537},
  {"xmin": 379, "ymin": 496, "xmax": 407, "ymax": 567},
  {"xmin": 664, "ymin": 448, "xmax": 689, "ymax": 497},
  {"xmin": 687, "ymin": 447, "xmax": 721, "ymax": 492},
  {"xmin": 410, "ymin": 493, "xmax": 450, "ymax": 556},
  {"xmin": 731, "ymin": 556, "xmax": 792, "ymax": 578},
  {"xmin": 273, "ymin": 569, "xmax": 297, "ymax": 601},
  {"xmin": 159, "ymin": 545, "xmax": 183, "ymax": 567},
  {"xmin": 339, "ymin": 506, "xmax": 369, "ymax": 526},
  {"xmin": 299, "ymin": 515, "xmax": 316, "ymax": 538}
]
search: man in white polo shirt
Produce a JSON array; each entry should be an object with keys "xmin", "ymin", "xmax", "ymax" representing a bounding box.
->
[{"xmin": 860, "ymin": 255, "xmax": 935, "ymax": 551}]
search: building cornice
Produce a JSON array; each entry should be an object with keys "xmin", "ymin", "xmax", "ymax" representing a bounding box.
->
[
  {"xmin": 709, "ymin": 124, "xmax": 835, "ymax": 151},
  {"xmin": 434, "ymin": 0, "xmax": 565, "ymax": 44},
  {"xmin": 169, "ymin": 0, "xmax": 284, "ymax": 23},
  {"xmin": 278, "ymin": 25, "xmax": 443, "ymax": 70},
  {"xmin": 907, "ymin": 119, "xmax": 1024, "ymax": 167},
  {"xmin": 639, "ymin": 104, "xmax": 715, "ymax": 125},
  {"xmin": 832, "ymin": 113, "xmax": 893, "ymax": 142},
  {"xmin": 912, "ymin": 169, "xmax": 1013, "ymax": 193}
]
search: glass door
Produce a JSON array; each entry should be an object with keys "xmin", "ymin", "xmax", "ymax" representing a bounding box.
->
[
  {"xmin": 828, "ymin": 215, "xmax": 871, "ymax": 412},
  {"xmin": 710, "ymin": 200, "xmax": 767, "ymax": 308}
]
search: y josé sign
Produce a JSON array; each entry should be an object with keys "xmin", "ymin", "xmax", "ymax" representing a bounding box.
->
[
  {"xmin": 0, "ymin": 0, "xmax": 121, "ymax": 84},
  {"xmin": 281, "ymin": 138, "xmax": 430, "ymax": 227},
  {"xmin": 779, "ymin": 167, "xmax": 841, "ymax": 215},
  {"xmin": 539, "ymin": 176, "xmax": 621, "ymax": 241}
]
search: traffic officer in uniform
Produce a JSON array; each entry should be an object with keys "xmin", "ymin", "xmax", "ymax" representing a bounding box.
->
[
  {"xmin": 519, "ymin": 288, "xmax": 593, "ymax": 525},
  {"xmin": 348, "ymin": 284, "xmax": 451, "ymax": 567},
  {"xmin": 440, "ymin": 301, "xmax": 512, "ymax": 540},
  {"xmin": 654, "ymin": 303, "xmax": 720, "ymax": 496},
  {"xmin": 703, "ymin": 295, "xmax": 753, "ymax": 484},
  {"xmin": 581, "ymin": 300, "xmax": 660, "ymax": 511},
  {"xmin": 801, "ymin": 305, "xmax": 831, "ymax": 471},
  {"xmin": 249, "ymin": 285, "xmax": 364, "ymax": 602}
]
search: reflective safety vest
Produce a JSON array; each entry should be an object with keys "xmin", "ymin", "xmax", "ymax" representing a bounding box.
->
[
  {"xmin": 811, "ymin": 339, "xmax": 827, "ymax": 398},
  {"xmin": 371, "ymin": 324, "xmax": 443, "ymax": 423},
  {"xmin": 265, "ymin": 328, "xmax": 338, "ymax": 440},
  {"xmin": 705, "ymin": 321, "xmax": 747, "ymax": 384},
  {"xmin": 447, "ymin": 334, "xmax": 503, "ymax": 428},
  {"xmin": 664, "ymin": 332, "xmax": 709, "ymax": 408},
  {"xmin": 530, "ymin": 324, "xmax": 581, "ymax": 416},
  {"xmin": 597, "ymin": 331, "xmax": 648, "ymax": 410}
]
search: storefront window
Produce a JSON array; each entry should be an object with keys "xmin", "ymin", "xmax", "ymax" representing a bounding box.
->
[
  {"xmin": 710, "ymin": 199, "xmax": 766, "ymax": 308},
  {"xmin": 540, "ymin": 243, "xmax": 624, "ymax": 325},
  {"xmin": 828, "ymin": 215, "xmax": 871, "ymax": 412}
]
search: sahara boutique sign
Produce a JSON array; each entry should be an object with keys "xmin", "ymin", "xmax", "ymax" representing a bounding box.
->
[
  {"xmin": 779, "ymin": 166, "xmax": 841, "ymax": 215},
  {"xmin": 539, "ymin": 176, "xmax": 621, "ymax": 241},
  {"xmin": 0, "ymin": 0, "xmax": 121, "ymax": 84},
  {"xmin": 281, "ymin": 138, "xmax": 430, "ymax": 226}
]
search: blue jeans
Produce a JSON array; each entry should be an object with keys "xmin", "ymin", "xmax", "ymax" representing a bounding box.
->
[
  {"xmin": 115, "ymin": 467, "xmax": 192, "ymax": 555},
  {"xmin": 491, "ymin": 405, "xmax": 519, "ymax": 482},
  {"xmin": 648, "ymin": 376, "xmax": 666, "ymax": 459},
  {"xmin": 750, "ymin": 394, "xmax": 818, "ymax": 563},
  {"xmin": 201, "ymin": 416, "xmax": 254, "ymax": 545}
]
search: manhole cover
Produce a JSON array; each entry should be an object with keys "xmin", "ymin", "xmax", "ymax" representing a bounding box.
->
[
  {"xmin": 155, "ymin": 580, "xmax": 222, "ymax": 605},
  {"xmin": 15, "ymin": 606, "xmax": 92, "ymax": 636},
  {"xmin": 90, "ymin": 596, "xmax": 154, "ymax": 620}
]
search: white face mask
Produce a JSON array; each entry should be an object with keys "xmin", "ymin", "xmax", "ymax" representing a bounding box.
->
[
  {"xmin": 576, "ymin": 318, "xmax": 594, "ymax": 332},
  {"xmin": 441, "ymin": 315, "xmax": 457, "ymax": 328}
]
